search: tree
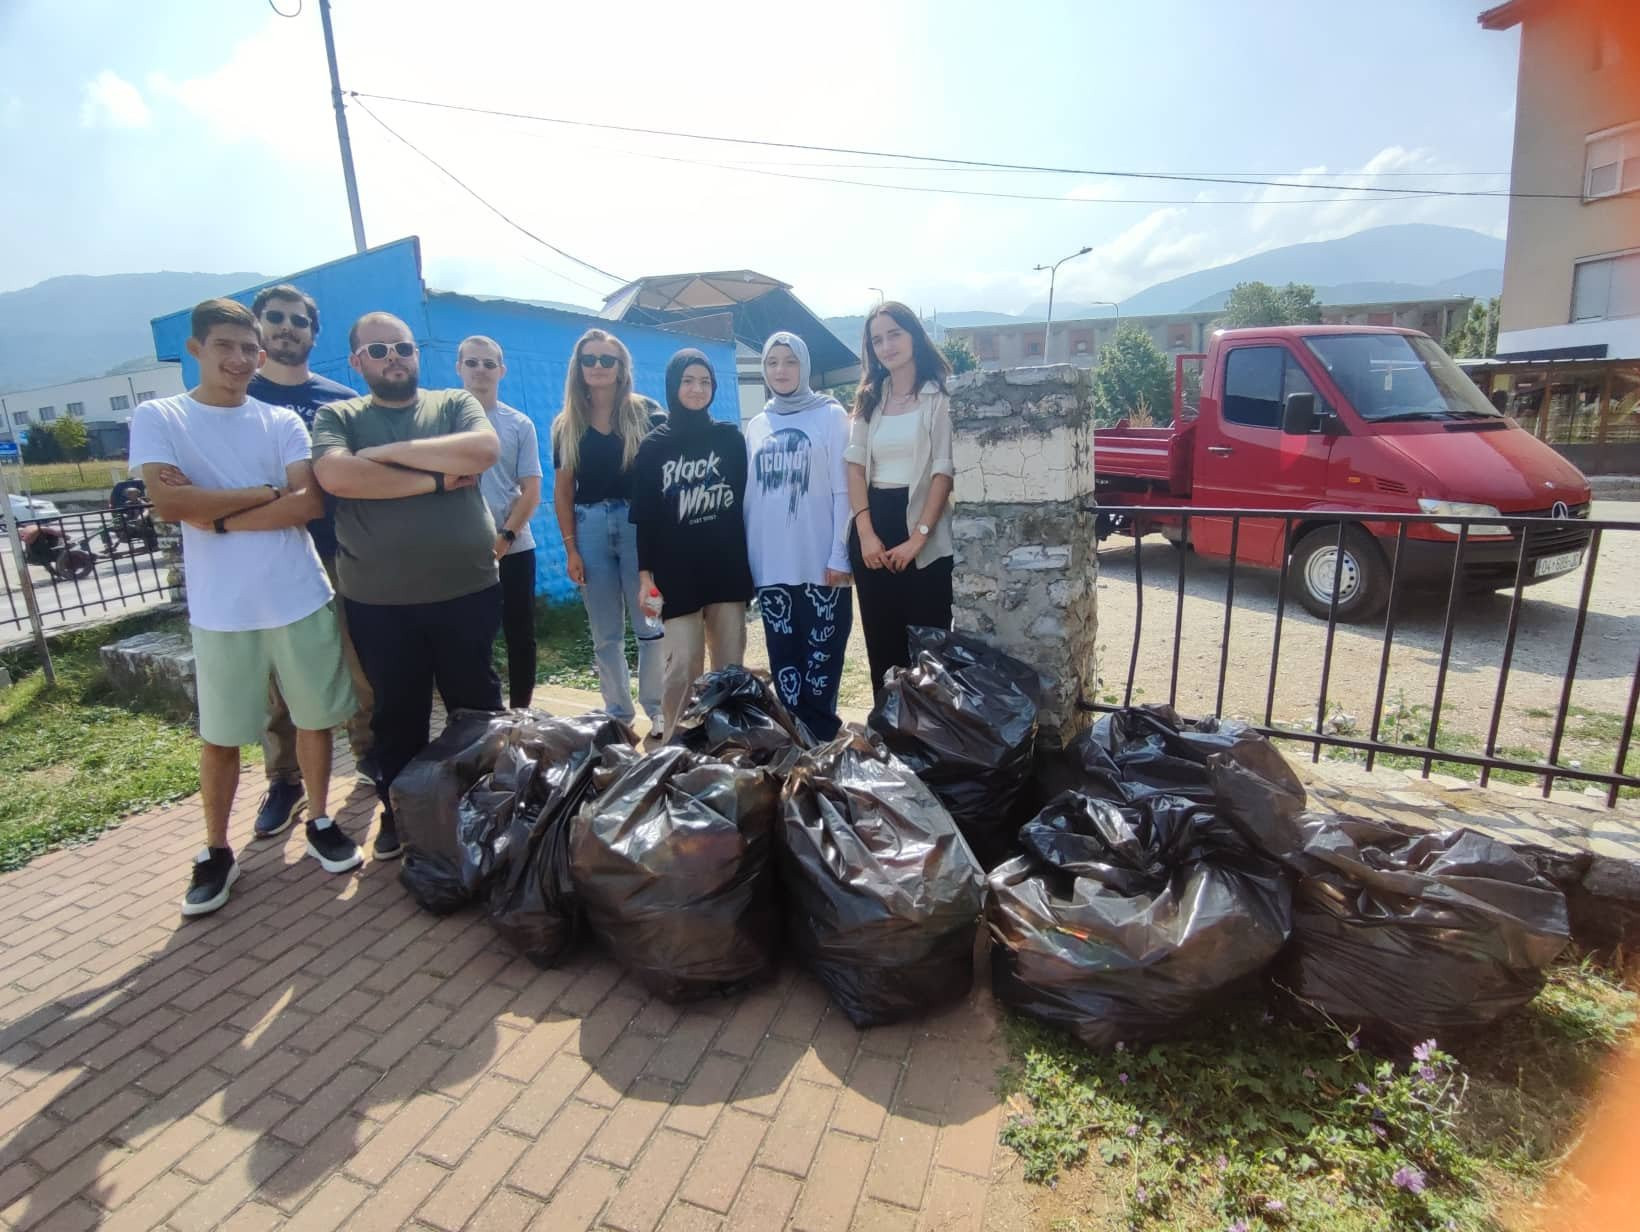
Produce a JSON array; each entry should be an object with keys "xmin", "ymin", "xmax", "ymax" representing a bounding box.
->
[
  {"xmin": 1442, "ymin": 297, "xmax": 1501, "ymax": 359},
  {"xmin": 21, "ymin": 425, "xmax": 64, "ymax": 464},
  {"xmin": 1219, "ymin": 281, "xmax": 1323, "ymax": 328},
  {"xmin": 938, "ymin": 336, "xmax": 978, "ymax": 375},
  {"xmin": 1091, "ymin": 323, "xmax": 1173, "ymax": 427},
  {"xmin": 50, "ymin": 417, "xmax": 90, "ymax": 461}
]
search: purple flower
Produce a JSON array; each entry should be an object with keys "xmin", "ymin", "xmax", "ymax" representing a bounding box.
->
[
  {"xmin": 1418, "ymin": 1065, "xmax": 1438, "ymax": 1083},
  {"xmin": 1228, "ymin": 1221, "xmax": 1250, "ymax": 1232},
  {"xmin": 1265, "ymin": 1198, "xmax": 1286, "ymax": 1213},
  {"xmin": 1126, "ymin": 1124, "xmax": 1139, "ymax": 1138},
  {"xmin": 1347, "ymin": 1033, "xmax": 1360, "ymax": 1052},
  {"xmin": 1372, "ymin": 1123, "xmax": 1388, "ymax": 1140},
  {"xmin": 1413, "ymin": 1039, "xmax": 1437, "ymax": 1062},
  {"xmin": 1302, "ymin": 1067, "xmax": 1317, "ymax": 1080},
  {"xmin": 1392, "ymin": 1165, "xmax": 1427, "ymax": 1195},
  {"xmin": 1216, "ymin": 1154, "xmax": 1229, "ymax": 1170},
  {"xmin": 1354, "ymin": 1082, "xmax": 1370, "ymax": 1096},
  {"xmin": 1135, "ymin": 1184, "xmax": 1148, "ymax": 1203},
  {"xmin": 1118, "ymin": 1072, "xmax": 1130, "ymax": 1085},
  {"xmin": 1114, "ymin": 1040, "xmax": 1125, "ymax": 1052}
]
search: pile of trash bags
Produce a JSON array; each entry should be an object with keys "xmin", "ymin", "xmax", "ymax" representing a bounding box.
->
[
  {"xmin": 570, "ymin": 744, "xmax": 781, "ymax": 1001},
  {"xmin": 869, "ymin": 627, "xmax": 1049, "ymax": 869},
  {"xmin": 670, "ymin": 666, "xmax": 814, "ymax": 769},
  {"xmin": 780, "ymin": 734, "xmax": 985, "ymax": 1026}
]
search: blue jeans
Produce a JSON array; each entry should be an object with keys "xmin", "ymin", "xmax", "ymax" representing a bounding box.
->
[
  {"xmin": 758, "ymin": 583, "xmax": 852, "ymax": 740},
  {"xmin": 575, "ymin": 500, "xmax": 663, "ymax": 723}
]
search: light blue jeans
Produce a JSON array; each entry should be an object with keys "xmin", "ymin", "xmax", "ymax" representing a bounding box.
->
[{"xmin": 575, "ymin": 499, "xmax": 663, "ymax": 723}]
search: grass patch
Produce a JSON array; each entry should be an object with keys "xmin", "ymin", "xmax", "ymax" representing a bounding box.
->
[
  {"xmin": 999, "ymin": 958, "xmax": 1637, "ymax": 1231},
  {"xmin": 2, "ymin": 458, "xmax": 128, "ymax": 496},
  {"xmin": 0, "ymin": 611, "xmax": 205, "ymax": 872}
]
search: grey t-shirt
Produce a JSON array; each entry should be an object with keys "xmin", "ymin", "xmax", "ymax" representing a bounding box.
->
[
  {"xmin": 311, "ymin": 389, "xmax": 499, "ymax": 605},
  {"xmin": 478, "ymin": 402, "xmax": 543, "ymax": 555}
]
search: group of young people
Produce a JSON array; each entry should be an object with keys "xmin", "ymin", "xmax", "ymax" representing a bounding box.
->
[{"xmin": 132, "ymin": 288, "xmax": 957, "ymax": 918}]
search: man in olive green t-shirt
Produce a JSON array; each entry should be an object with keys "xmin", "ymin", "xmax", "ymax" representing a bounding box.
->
[{"xmin": 311, "ymin": 311, "xmax": 502, "ymax": 859}]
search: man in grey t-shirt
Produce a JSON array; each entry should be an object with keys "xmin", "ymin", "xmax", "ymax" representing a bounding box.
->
[
  {"xmin": 310, "ymin": 311, "xmax": 501, "ymax": 859},
  {"xmin": 458, "ymin": 334, "xmax": 543, "ymax": 709}
]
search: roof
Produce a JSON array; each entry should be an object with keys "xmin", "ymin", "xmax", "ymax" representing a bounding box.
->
[
  {"xmin": 601, "ymin": 270, "xmax": 858, "ymax": 387},
  {"xmin": 1477, "ymin": 0, "xmax": 1534, "ymax": 31},
  {"xmin": 948, "ymin": 296, "xmax": 1474, "ymax": 336}
]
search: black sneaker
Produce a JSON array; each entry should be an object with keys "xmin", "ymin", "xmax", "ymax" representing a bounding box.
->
[
  {"xmin": 253, "ymin": 781, "xmax": 306, "ymax": 839},
  {"xmin": 305, "ymin": 816, "xmax": 363, "ymax": 874},
  {"xmin": 182, "ymin": 848, "xmax": 239, "ymax": 917},
  {"xmin": 372, "ymin": 814, "xmax": 402, "ymax": 861}
]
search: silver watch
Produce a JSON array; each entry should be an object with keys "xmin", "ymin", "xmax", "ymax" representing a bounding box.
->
[{"xmin": 916, "ymin": 522, "xmax": 931, "ymax": 536}]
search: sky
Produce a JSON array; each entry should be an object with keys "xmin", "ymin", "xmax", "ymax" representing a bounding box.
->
[{"xmin": 0, "ymin": 0, "xmax": 1522, "ymax": 319}]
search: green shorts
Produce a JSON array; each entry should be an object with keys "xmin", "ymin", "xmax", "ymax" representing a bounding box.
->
[{"xmin": 191, "ymin": 602, "xmax": 358, "ymax": 748}]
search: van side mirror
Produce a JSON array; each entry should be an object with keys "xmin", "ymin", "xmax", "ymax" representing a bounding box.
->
[{"xmin": 1283, "ymin": 392, "xmax": 1316, "ymax": 435}]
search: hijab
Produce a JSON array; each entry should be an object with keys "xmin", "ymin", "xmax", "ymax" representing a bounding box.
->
[
  {"xmin": 760, "ymin": 331, "xmax": 839, "ymax": 417},
  {"xmin": 664, "ymin": 348, "xmax": 717, "ymax": 429}
]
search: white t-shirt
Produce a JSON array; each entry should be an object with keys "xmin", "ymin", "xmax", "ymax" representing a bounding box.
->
[
  {"xmin": 742, "ymin": 402, "xmax": 852, "ymax": 588},
  {"xmin": 128, "ymin": 394, "xmax": 333, "ymax": 633}
]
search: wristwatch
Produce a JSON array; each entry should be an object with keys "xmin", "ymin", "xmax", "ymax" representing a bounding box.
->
[
  {"xmin": 500, "ymin": 529, "xmax": 517, "ymax": 543},
  {"xmin": 916, "ymin": 523, "xmax": 932, "ymax": 537}
]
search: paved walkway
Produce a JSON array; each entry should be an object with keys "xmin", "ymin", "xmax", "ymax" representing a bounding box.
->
[{"xmin": 0, "ymin": 683, "xmax": 1007, "ymax": 1232}]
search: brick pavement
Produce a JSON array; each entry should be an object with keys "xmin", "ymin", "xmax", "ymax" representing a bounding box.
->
[{"xmin": 0, "ymin": 683, "xmax": 1009, "ymax": 1232}]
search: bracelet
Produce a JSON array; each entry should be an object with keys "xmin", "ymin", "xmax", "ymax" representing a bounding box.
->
[{"xmin": 852, "ymin": 508, "xmax": 869, "ymax": 524}]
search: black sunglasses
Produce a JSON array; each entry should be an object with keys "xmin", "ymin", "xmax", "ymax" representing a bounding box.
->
[
  {"xmin": 261, "ymin": 308, "xmax": 312, "ymax": 330},
  {"xmin": 354, "ymin": 341, "xmax": 417, "ymax": 360},
  {"xmin": 578, "ymin": 353, "xmax": 619, "ymax": 369},
  {"xmin": 462, "ymin": 357, "xmax": 500, "ymax": 370}
]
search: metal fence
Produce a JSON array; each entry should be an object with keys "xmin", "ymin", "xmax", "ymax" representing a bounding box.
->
[
  {"xmin": 1086, "ymin": 504, "xmax": 1640, "ymax": 806},
  {"xmin": 0, "ymin": 503, "xmax": 174, "ymax": 636}
]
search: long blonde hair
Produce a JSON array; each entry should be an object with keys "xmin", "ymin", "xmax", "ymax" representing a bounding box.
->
[{"xmin": 552, "ymin": 329, "xmax": 650, "ymax": 474}]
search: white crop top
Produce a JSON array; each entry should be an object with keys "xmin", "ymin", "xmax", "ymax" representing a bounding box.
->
[{"xmin": 868, "ymin": 410, "xmax": 919, "ymax": 487}]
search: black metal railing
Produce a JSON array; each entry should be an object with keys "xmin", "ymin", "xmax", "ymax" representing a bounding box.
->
[
  {"xmin": 1085, "ymin": 505, "xmax": 1640, "ymax": 807},
  {"xmin": 1, "ymin": 503, "xmax": 175, "ymax": 635}
]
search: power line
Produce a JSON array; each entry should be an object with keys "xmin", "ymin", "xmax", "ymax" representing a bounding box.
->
[
  {"xmin": 350, "ymin": 97, "xmax": 628, "ymax": 285},
  {"xmin": 350, "ymin": 89, "xmax": 1571, "ymax": 201}
]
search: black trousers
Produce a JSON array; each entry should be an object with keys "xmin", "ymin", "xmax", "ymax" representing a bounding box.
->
[
  {"xmin": 498, "ymin": 549, "xmax": 539, "ymax": 709},
  {"xmin": 346, "ymin": 584, "xmax": 503, "ymax": 817},
  {"xmin": 848, "ymin": 485, "xmax": 954, "ymax": 695}
]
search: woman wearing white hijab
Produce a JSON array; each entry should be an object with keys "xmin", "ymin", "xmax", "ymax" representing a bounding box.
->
[{"xmin": 742, "ymin": 331, "xmax": 853, "ymax": 738}]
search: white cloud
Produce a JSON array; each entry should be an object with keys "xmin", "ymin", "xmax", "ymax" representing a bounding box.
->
[{"xmin": 79, "ymin": 71, "xmax": 149, "ymax": 129}]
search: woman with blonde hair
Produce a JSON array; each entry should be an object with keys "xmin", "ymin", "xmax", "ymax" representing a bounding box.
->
[{"xmin": 551, "ymin": 328, "xmax": 663, "ymax": 727}]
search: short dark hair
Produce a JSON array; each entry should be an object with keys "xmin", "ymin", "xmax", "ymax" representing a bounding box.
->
[
  {"xmin": 349, "ymin": 311, "xmax": 412, "ymax": 353},
  {"xmin": 251, "ymin": 283, "xmax": 321, "ymax": 335},
  {"xmin": 190, "ymin": 298, "xmax": 261, "ymax": 344}
]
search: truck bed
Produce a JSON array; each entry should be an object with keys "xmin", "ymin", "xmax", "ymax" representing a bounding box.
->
[{"xmin": 1093, "ymin": 422, "xmax": 1191, "ymax": 493}]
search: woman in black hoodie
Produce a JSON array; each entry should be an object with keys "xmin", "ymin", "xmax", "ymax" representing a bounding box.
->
[{"xmin": 629, "ymin": 349, "xmax": 754, "ymax": 738}]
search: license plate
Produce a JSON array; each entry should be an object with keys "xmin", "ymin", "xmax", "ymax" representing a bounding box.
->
[{"xmin": 1535, "ymin": 550, "xmax": 1583, "ymax": 578}]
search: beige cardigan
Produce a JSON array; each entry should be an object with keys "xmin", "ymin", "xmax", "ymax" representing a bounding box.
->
[{"xmin": 844, "ymin": 381, "xmax": 955, "ymax": 569}]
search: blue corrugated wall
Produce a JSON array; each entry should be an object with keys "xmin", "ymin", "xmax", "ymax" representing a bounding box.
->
[{"xmin": 151, "ymin": 237, "xmax": 740, "ymax": 604}]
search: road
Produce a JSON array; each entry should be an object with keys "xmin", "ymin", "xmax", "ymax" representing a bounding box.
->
[
  {"xmin": 1093, "ymin": 500, "xmax": 1640, "ymax": 775},
  {"xmin": 0, "ymin": 542, "xmax": 173, "ymax": 647}
]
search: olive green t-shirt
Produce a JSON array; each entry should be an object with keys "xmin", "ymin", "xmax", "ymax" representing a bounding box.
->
[{"xmin": 311, "ymin": 389, "xmax": 499, "ymax": 605}]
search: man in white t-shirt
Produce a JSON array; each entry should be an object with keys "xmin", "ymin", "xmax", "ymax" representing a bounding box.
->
[{"xmin": 129, "ymin": 298, "xmax": 362, "ymax": 918}]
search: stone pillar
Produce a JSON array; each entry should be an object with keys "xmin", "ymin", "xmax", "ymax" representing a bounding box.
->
[{"xmin": 948, "ymin": 365, "xmax": 1097, "ymax": 748}]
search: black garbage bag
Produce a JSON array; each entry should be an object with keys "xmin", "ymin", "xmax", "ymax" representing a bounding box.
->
[
  {"xmin": 671, "ymin": 666, "xmax": 815, "ymax": 769},
  {"xmin": 391, "ymin": 709, "xmax": 517, "ymax": 914},
  {"xmin": 867, "ymin": 627, "xmax": 1050, "ymax": 868},
  {"xmin": 1068, "ymin": 705, "xmax": 1273, "ymax": 804},
  {"xmin": 1217, "ymin": 796, "xmax": 1571, "ymax": 1041},
  {"xmin": 780, "ymin": 734, "xmax": 986, "ymax": 1027},
  {"xmin": 987, "ymin": 790, "xmax": 1292, "ymax": 1048},
  {"xmin": 570, "ymin": 745, "xmax": 780, "ymax": 1001},
  {"xmin": 485, "ymin": 713, "xmax": 633, "ymax": 966}
]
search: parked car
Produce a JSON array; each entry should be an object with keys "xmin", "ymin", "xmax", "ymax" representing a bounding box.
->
[
  {"xmin": 1093, "ymin": 326, "xmax": 1593, "ymax": 621},
  {"xmin": 4, "ymin": 493, "xmax": 62, "ymax": 525}
]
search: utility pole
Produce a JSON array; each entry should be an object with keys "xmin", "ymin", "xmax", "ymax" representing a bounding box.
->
[
  {"xmin": 1033, "ymin": 246, "xmax": 1091, "ymax": 364},
  {"xmin": 319, "ymin": 0, "xmax": 367, "ymax": 253}
]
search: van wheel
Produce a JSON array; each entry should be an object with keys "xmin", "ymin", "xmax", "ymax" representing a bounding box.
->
[{"xmin": 1290, "ymin": 527, "xmax": 1388, "ymax": 622}]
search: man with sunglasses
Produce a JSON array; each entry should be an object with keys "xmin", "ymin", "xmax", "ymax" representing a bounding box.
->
[
  {"xmin": 457, "ymin": 335, "xmax": 542, "ymax": 709},
  {"xmin": 245, "ymin": 284, "xmax": 375, "ymax": 842},
  {"xmin": 311, "ymin": 311, "xmax": 502, "ymax": 859}
]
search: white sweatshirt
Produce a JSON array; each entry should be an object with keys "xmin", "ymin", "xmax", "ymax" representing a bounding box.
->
[{"xmin": 743, "ymin": 402, "xmax": 852, "ymax": 588}]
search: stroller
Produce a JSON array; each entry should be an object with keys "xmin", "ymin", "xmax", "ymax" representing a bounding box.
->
[{"xmin": 101, "ymin": 478, "xmax": 159, "ymax": 554}]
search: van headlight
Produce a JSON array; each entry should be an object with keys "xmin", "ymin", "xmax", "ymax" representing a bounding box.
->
[{"xmin": 1418, "ymin": 499, "xmax": 1510, "ymax": 537}]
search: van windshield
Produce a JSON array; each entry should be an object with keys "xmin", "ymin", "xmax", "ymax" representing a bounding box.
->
[{"xmin": 1302, "ymin": 333, "xmax": 1502, "ymax": 422}]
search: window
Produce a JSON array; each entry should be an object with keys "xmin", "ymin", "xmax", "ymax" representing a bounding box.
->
[
  {"xmin": 14, "ymin": 410, "xmax": 30, "ymax": 425},
  {"xmin": 1571, "ymin": 250, "xmax": 1640, "ymax": 321},
  {"xmin": 1584, "ymin": 121, "xmax": 1640, "ymax": 200},
  {"xmin": 135, "ymin": 390, "xmax": 155, "ymax": 403},
  {"xmin": 110, "ymin": 395, "xmax": 130, "ymax": 412},
  {"xmin": 1026, "ymin": 339, "xmax": 1042, "ymax": 356},
  {"xmin": 1168, "ymin": 323, "xmax": 1191, "ymax": 349},
  {"xmin": 38, "ymin": 406, "xmax": 55, "ymax": 421},
  {"xmin": 1073, "ymin": 339, "xmax": 1089, "ymax": 354},
  {"xmin": 66, "ymin": 402, "xmax": 84, "ymax": 417},
  {"xmin": 1222, "ymin": 347, "xmax": 1332, "ymax": 430},
  {"xmin": 1303, "ymin": 333, "xmax": 1500, "ymax": 422}
]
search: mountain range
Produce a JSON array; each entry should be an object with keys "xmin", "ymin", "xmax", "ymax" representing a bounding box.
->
[{"xmin": 0, "ymin": 224, "xmax": 1506, "ymax": 392}]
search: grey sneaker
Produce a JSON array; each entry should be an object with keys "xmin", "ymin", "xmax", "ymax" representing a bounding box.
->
[{"xmin": 372, "ymin": 815, "xmax": 402, "ymax": 861}]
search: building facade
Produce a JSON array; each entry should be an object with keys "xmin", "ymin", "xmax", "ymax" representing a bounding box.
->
[
  {"xmin": 1482, "ymin": 0, "xmax": 1640, "ymax": 360},
  {"xmin": 0, "ymin": 363, "xmax": 182, "ymax": 445}
]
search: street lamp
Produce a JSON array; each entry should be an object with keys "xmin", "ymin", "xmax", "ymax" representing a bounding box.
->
[
  {"xmin": 867, "ymin": 287, "xmax": 885, "ymax": 307},
  {"xmin": 1032, "ymin": 246, "xmax": 1091, "ymax": 363}
]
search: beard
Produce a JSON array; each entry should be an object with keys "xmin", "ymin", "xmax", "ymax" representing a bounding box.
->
[
  {"xmin": 265, "ymin": 335, "xmax": 313, "ymax": 366},
  {"xmin": 365, "ymin": 369, "xmax": 419, "ymax": 401}
]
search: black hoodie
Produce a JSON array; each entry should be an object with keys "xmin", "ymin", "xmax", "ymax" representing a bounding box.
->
[{"xmin": 628, "ymin": 350, "xmax": 754, "ymax": 620}]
